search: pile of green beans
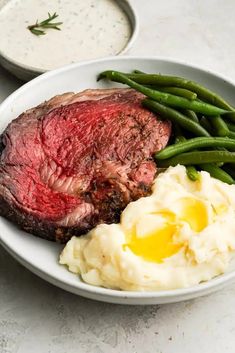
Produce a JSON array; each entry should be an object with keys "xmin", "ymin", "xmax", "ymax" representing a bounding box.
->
[{"xmin": 98, "ymin": 69, "xmax": 235, "ymax": 184}]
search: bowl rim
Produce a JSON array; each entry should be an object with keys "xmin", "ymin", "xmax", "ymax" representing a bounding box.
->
[
  {"xmin": 0, "ymin": 0, "xmax": 139, "ymax": 76},
  {"xmin": 1, "ymin": 55, "xmax": 235, "ymax": 301}
]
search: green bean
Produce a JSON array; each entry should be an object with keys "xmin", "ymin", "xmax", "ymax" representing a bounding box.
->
[
  {"xmin": 157, "ymin": 151, "xmax": 235, "ymax": 167},
  {"xmin": 228, "ymin": 131, "xmax": 235, "ymax": 139},
  {"xmin": 132, "ymin": 69, "xmax": 145, "ymax": 74},
  {"xmin": 216, "ymin": 162, "xmax": 224, "ymax": 167},
  {"xmin": 155, "ymin": 137, "xmax": 235, "ymax": 160},
  {"xmin": 103, "ymin": 72, "xmax": 234, "ymax": 111},
  {"xmin": 225, "ymin": 121, "xmax": 235, "ymax": 132},
  {"xmin": 186, "ymin": 166, "xmax": 200, "ymax": 181},
  {"xmin": 183, "ymin": 109, "xmax": 199, "ymax": 122},
  {"xmin": 152, "ymin": 87, "xmax": 197, "ymax": 100},
  {"xmin": 133, "ymin": 70, "xmax": 197, "ymax": 100},
  {"xmin": 175, "ymin": 135, "xmax": 187, "ymax": 144},
  {"xmin": 133, "ymin": 70, "xmax": 196, "ymax": 100},
  {"xmin": 200, "ymin": 116, "xmax": 213, "ymax": 135},
  {"xmin": 131, "ymin": 74, "xmax": 235, "ymax": 120},
  {"xmin": 200, "ymin": 117, "xmax": 227, "ymax": 163},
  {"xmin": 98, "ymin": 71, "xmax": 229, "ymax": 115},
  {"xmin": 199, "ymin": 163, "xmax": 234, "ymax": 184},
  {"xmin": 210, "ymin": 116, "xmax": 229, "ymax": 137},
  {"xmin": 223, "ymin": 165, "xmax": 235, "ymax": 179},
  {"xmin": 143, "ymin": 99, "xmax": 210, "ymax": 137}
]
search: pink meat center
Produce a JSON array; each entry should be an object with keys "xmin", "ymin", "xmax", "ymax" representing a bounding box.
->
[{"xmin": 0, "ymin": 91, "xmax": 171, "ymax": 226}]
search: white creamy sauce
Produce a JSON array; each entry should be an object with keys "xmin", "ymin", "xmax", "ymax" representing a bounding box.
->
[{"xmin": 0, "ymin": 0, "xmax": 131, "ymax": 70}]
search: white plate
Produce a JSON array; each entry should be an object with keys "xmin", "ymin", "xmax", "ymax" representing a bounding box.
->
[{"xmin": 1, "ymin": 56, "xmax": 235, "ymax": 305}]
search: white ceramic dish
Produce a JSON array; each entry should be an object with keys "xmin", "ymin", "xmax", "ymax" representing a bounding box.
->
[
  {"xmin": 0, "ymin": 0, "xmax": 139, "ymax": 81},
  {"xmin": 1, "ymin": 56, "xmax": 235, "ymax": 305}
]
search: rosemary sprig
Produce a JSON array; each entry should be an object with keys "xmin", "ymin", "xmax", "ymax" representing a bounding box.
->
[{"xmin": 27, "ymin": 12, "xmax": 63, "ymax": 36}]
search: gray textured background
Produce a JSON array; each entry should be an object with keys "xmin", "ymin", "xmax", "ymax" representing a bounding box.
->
[{"xmin": 1, "ymin": 0, "xmax": 235, "ymax": 352}]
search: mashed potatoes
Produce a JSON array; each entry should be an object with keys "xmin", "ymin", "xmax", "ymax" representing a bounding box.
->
[{"xmin": 60, "ymin": 165, "xmax": 235, "ymax": 291}]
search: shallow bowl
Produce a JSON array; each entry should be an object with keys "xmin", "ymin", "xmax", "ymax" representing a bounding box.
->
[{"xmin": 0, "ymin": 0, "xmax": 139, "ymax": 81}]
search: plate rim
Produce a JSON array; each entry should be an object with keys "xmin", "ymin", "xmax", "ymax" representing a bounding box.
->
[{"xmin": 1, "ymin": 55, "xmax": 235, "ymax": 304}]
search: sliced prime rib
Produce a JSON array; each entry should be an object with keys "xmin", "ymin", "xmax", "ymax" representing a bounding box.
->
[{"xmin": 0, "ymin": 88, "xmax": 171, "ymax": 242}]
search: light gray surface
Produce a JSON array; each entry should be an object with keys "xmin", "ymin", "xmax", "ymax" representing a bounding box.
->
[{"xmin": 1, "ymin": 0, "xmax": 235, "ymax": 352}]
